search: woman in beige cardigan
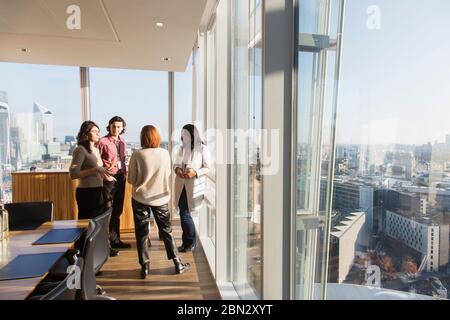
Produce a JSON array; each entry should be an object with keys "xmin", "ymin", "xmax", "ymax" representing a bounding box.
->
[{"xmin": 128, "ymin": 125, "xmax": 190, "ymax": 279}]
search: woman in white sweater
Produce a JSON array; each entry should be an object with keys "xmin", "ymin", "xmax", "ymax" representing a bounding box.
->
[
  {"xmin": 173, "ymin": 124, "xmax": 211, "ymax": 252},
  {"xmin": 128, "ymin": 125, "xmax": 190, "ymax": 278}
]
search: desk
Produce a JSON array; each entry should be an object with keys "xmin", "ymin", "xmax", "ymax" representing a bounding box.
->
[{"xmin": 0, "ymin": 220, "xmax": 89, "ymax": 300}]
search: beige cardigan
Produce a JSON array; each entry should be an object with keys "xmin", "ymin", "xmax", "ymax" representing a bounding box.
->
[{"xmin": 127, "ymin": 147, "xmax": 171, "ymax": 206}]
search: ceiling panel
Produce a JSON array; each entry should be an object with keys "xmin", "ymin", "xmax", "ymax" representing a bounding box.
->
[{"xmin": 0, "ymin": 0, "xmax": 209, "ymax": 71}]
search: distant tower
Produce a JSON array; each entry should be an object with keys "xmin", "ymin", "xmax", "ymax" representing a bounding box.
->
[{"xmin": 0, "ymin": 91, "xmax": 10, "ymax": 165}]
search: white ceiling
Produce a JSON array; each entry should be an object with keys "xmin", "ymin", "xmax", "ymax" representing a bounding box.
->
[{"xmin": 0, "ymin": 0, "xmax": 209, "ymax": 71}]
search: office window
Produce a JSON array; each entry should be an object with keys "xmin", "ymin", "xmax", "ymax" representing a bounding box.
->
[
  {"xmin": 295, "ymin": 0, "xmax": 450, "ymax": 300},
  {"xmin": 231, "ymin": 0, "xmax": 263, "ymax": 299},
  {"xmin": 0, "ymin": 63, "xmax": 81, "ymax": 203},
  {"xmin": 204, "ymin": 19, "xmax": 218, "ymax": 246},
  {"xmin": 174, "ymin": 54, "xmax": 193, "ymax": 136},
  {"xmin": 90, "ymin": 68, "xmax": 168, "ymax": 154}
]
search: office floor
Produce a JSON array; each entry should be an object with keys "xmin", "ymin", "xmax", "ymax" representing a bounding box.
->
[{"xmin": 96, "ymin": 220, "xmax": 221, "ymax": 300}]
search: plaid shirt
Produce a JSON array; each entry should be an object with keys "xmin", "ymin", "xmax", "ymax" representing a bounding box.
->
[{"xmin": 98, "ymin": 135, "xmax": 127, "ymax": 176}]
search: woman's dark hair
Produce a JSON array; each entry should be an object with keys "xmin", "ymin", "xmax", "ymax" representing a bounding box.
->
[
  {"xmin": 76, "ymin": 121, "xmax": 99, "ymax": 153},
  {"xmin": 182, "ymin": 124, "xmax": 204, "ymax": 151},
  {"xmin": 106, "ymin": 116, "xmax": 126, "ymax": 135}
]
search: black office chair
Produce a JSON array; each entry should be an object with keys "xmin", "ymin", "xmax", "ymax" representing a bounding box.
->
[
  {"xmin": 79, "ymin": 220, "xmax": 115, "ymax": 300},
  {"xmin": 47, "ymin": 208, "xmax": 111, "ymax": 278},
  {"xmin": 28, "ymin": 258, "xmax": 84, "ymax": 300},
  {"xmin": 5, "ymin": 201, "xmax": 53, "ymax": 231},
  {"xmin": 92, "ymin": 209, "xmax": 112, "ymax": 274}
]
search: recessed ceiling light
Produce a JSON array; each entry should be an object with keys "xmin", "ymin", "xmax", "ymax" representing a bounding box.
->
[
  {"xmin": 161, "ymin": 57, "xmax": 171, "ymax": 62},
  {"xmin": 156, "ymin": 22, "xmax": 164, "ymax": 27},
  {"xmin": 16, "ymin": 47, "xmax": 30, "ymax": 53}
]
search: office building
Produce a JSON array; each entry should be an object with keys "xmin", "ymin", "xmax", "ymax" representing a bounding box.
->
[{"xmin": 0, "ymin": 91, "xmax": 9, "ymax": 165}]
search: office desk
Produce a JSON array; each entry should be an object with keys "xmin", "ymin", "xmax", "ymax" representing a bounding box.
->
[{"xmin": 0, "ymin": 220, "xmax": 89, "ymax": 300}]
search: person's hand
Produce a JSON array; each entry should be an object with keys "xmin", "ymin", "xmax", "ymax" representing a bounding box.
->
[
  {"xmin": 97, "ymin": 166, "xmax": 109, "ymax": 175},
  {"xmin": 106, "ymin": 164, "xmax": 115, "ymax": 172},
  {"xmin": 104, "ymin": 174, "xmax": 117, "ymax": 182},
  {"xmin": 175, "ymin": 167, "xmax": 185, "ymax": 178},
  {"xmin": 184, "ymin": 169, "xmax": 197, "ymax": 179}
]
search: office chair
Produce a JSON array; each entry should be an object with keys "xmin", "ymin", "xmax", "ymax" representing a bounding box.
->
[
  {"xmin": 92, "ymin": 208, "xmax": 112, "ymax": 274},
  {"xmin": 79, "ymin": 220, "xmax": 115, "ymax": 300},
  {"xmin": 5, "ymin": 201, "xmax": 53, "ymax": 231},
  {"xmin": 28, "ymin": 258, "xmax": 84, "ymax": 300}
]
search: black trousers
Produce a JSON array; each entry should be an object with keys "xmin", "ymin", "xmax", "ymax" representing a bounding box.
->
[
  {"xmin": 103, "ymin": 174, "xmax": 126, "ymax": 242},
  {"xmin": 76, "ymin": 187, "xmax": 104, "ymax": 220},
  {"xmin": 132, "ymin": 199, "xmax": 178, "ymax": 266}
]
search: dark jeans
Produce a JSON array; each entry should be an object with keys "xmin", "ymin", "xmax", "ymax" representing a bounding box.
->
[
  {"xmin": 76, "ymin": 187, "xmax": 104, "ymax": 220},
  {"xmin": 179, "ymin": 187, "xmax": 196, "ymax": 248},
  {"xmin": 103, "ymin": 174, "xmax": 126, "ymax": 242},
  {"xmin": 132, "ymin": 199, "xmax": 178, "ymax": 266}
]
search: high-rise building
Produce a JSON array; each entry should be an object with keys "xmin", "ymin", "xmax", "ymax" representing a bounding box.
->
[{"xmin": 0, "ymin": 91, "xmax": 10, "ymax": 165}]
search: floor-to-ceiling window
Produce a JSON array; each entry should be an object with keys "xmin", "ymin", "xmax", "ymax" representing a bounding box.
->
[
  {"xmin": 175, "ymin": 54, "xmax": 193, "ymax": 136},
  {"xmin": 205, "ymin": 19, "xmax": 218, "ymax": 245},
  {"xmin": 90, "ymin": 68, "xmax": 168, "ymax": 153},
  {"xmin": 231, "ymin": 0, "xmax": 263, "ymax": 299},
  {"xmin": 0, "ymin": 63, "xmax": 81, "ymax": 203},
  {"xmin": 295, "ymin": 0, "xmax": 450, "ymax": 300}
]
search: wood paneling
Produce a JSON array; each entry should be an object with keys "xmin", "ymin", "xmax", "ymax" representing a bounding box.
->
[
  {"xmin": 12, "ymin": 171, "xmax": 78, "ymax": 220},
  {"xmin": 12, "ymin": 171, "xmax": 134, "ymax": 231},
  {"xmin": 120, "ymin": 182, "xmax": 134, "ymax": 231}
]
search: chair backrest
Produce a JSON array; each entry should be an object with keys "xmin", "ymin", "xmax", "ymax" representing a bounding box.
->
[
  {"xmin": 5, "ymin": 201, "xmax": 53, "ymax": 231},
  {"xmin": 92, "ymin": 208, "xmax": 112, "ymax": 273},
  {"xmin": 39, "ymin": 258, "xmax": 84, "ymax": 300},
  {"xmin": 80, "ymin": 220, "xmax": 101, "ymax": 300}
]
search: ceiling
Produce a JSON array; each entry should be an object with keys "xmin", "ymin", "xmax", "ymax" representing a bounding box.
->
[{"xmin": 0, "ymin": 0, "xmax": 210, "ymax": 71}]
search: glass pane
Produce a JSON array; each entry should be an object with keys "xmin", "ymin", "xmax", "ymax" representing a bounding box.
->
[
  {"xmin": 0, "ymin": 63, "xmax": 81, "ymax": 203},
  {"xmin": 231, "ymin": 0, "xmax": 262, "ymax": 299},
  {"xmin": 296, "ymin": 0, "xmax": 450, "ymax": 300},
  {"xmin": 90, "ymin": 68, "xmax": 168, "ymax": 153},
  {"xmin": 175, "ymin": 54, "xmax": 193, "ymax": 134}
]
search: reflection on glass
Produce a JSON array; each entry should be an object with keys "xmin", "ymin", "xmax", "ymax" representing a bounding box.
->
[
  {"xmin": 231, "ymin": 0, "xmax": 262, "ymax": 299},
  {"xmin": 0, "ymin": 63, "xmax": 81, "ymax": 203},
  {"xmin": 296, "ymin": 0, "xmax": 450, "ymax": 300}
]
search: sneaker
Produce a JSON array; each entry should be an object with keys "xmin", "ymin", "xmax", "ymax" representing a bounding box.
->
[{"xmin": 111, "ymin": 239, "xmax": 131, "ymax": 249}]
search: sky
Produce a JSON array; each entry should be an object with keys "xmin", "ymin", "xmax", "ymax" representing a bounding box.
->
[
  {"xmin": 298, "ymin": 0, "xmax": 450, "ymax": 146},
  {"xmin": 337, "ymin": 0, "xmax": 450, "ymax": 145},
  {"xmin": 1, "ymin": 0, "xmax": 450, "ymax": 146},
  {"xmin": 0, "ymin": 57, "xmax": 193, "ymax": 144}
]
